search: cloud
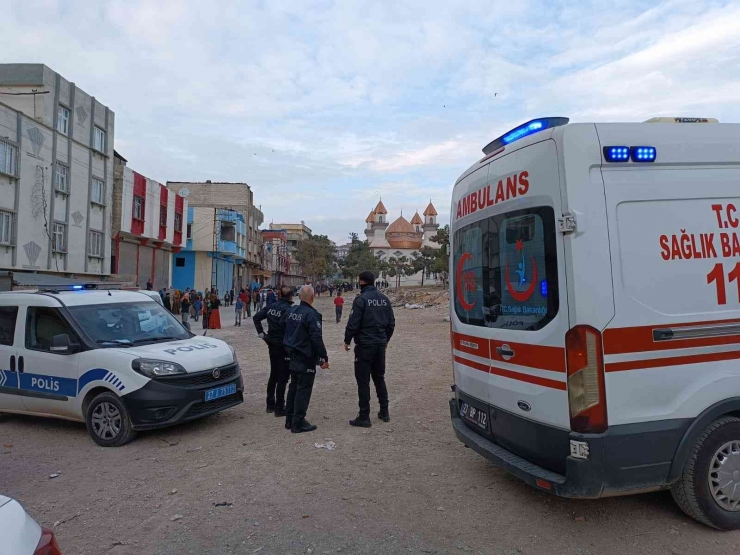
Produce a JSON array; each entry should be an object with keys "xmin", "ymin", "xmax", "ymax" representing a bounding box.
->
[{"xmin": 2, "ymin": 0, "xmax": 738, "ymax": 246}]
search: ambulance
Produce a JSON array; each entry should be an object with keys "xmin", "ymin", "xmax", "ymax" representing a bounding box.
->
[
  {"xmin": 448, "ymin": 116, "xmax": 740, "ymax": 529},
  {"xmin": 0, "ymin": 288, "xmax": 242, "ymax": 447}
]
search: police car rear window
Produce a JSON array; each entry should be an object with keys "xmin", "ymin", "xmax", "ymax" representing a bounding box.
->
[{"xmin": 453, "ymin": 206, "xmax": 559, "ymax": 331}]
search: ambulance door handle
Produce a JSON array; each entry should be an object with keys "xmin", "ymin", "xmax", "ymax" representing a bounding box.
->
[
  {"xmin": 496, "ymin": 346, "xmax": 515, "ymax": 358},
  {"xmin": 9, "ymin": 355, "xmax": 15, "ymax": 372},
  {"xmin": 18, "ymin": 356, "xmax": 24, "ymax": 373}
]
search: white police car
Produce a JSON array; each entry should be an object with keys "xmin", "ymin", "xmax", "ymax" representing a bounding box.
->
[{"xmin": 0, "ymin": 289, "xmax": 243, "ymax": 447}]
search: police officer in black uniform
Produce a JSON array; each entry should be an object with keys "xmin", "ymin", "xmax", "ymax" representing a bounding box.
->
[
  {"xmin": 343, "ymin": 270, "xmax": 395, "ymax": 427},
  {"xmin": 282, "ymin": 285, "xmax": 329, "ymax": 433},
  {"xmin": 253, "ymin": 285, "xmax": 294, "ymax": 416}
]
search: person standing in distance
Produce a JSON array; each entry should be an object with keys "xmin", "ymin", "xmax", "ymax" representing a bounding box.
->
[
  {"xmin": 283, "ymin": 285, "xmax": 329, "ymax": 433},
  {"xmin": 253, "ymin": 286, "xmax": 294, "ymax": 416},
  {"xmin": 344, "ymin": 271, "xmax": 395, "ymax": 427}
]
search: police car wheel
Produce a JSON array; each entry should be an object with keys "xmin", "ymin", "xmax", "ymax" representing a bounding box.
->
[
  {"xmin": 85, "ymin": 392, "xmax": 136, "ymax": 447},
  {"xmin": 671, "ymin": 416, "xmax": 740, "ymax": 530}
]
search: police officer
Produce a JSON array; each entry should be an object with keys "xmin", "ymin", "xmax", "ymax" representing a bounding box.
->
[
  {"xmin": 253, "ymin": 285, "xmax": 294, "ymax": 416},
  {"xmin": 343, "ymin": 270, "xmax": 395, "ymax": 427},
  {"xmin": 282, "ymin": 285, "xmax": 329, "ymax": 433}
]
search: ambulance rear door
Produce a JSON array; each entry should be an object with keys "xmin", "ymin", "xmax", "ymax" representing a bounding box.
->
[{"xmin": 452, "ymin": 137, "xmax": 571, "ymax": 436}]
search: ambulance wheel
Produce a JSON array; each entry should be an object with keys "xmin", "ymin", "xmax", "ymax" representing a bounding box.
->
[
  {"xmin": 671, "ymin": 416, "xmax": 740, "ymax": 530},
  {"xmin": 85, "ymin": 392, "xmax": 136, "ymax": 447}
]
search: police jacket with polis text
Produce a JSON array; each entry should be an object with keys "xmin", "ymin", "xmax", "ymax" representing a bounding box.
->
[
  {"xmin": 282, "ymin": 301, "xmax": 328, "ymax": 365},
  {"xmin": 344, "ymin": 285, "xmax": 395, "ymax": 346},
  {"xmin": 253, "ymin": 298, "xmax": 293, "ymax": 346}
]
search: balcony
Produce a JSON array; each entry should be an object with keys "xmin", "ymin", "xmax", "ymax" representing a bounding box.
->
[{"xmin": 218, "ymin": 239, "xmax": 238, "ymax": 256}]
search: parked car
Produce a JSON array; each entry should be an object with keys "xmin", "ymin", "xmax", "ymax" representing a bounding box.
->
[
  {"xmin": 0, "ymin": 288, "xmax": 243, "ymax": 447},
  {"xmin": 0, "ymin": 494, "xmax": 62, "ymax": 554}
]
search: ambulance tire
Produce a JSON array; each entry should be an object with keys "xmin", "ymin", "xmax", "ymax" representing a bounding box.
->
[
  {"xmin": 85, "ymin": 392, "xmax": 137, "ymax": 447},
  {"xmin": 671, "ymin": 416, "xmax": 740, "ymax": 530}
]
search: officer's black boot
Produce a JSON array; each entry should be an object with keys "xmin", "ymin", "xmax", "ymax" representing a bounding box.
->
[
  {"xmin": 284, "ymin": 416, "xmax": 292, "ymax": 430},
  {"xmin": 266, "ymin": 397, "xmax": 275, "ymax": 413},
  {"xmin": 291, "ymin": 419, "xmax": 317, "ymax": 433},
  {"xmin": 349, "ymin": 414, "xmax": 372, "ymax": 428},
  {"xmin": 274, "ymin": 403, "xmax": 287, "ymax": 417},
  {"xmin": 378, "ymin": 408, "xmax": 390, "ymax": 422}
]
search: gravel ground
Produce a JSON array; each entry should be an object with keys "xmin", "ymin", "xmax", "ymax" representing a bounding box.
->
[{"xmin": 1, "ymin": 294, "xmax": 740, "ymax": 554}]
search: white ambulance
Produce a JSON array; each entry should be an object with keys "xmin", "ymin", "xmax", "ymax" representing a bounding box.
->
[
  {"xmin": 0, "ymin": 288, "xmax": 242, "ymax": 447},
  {"xmin": 449, "ymin": 116, "xmax": 740, "ymax": 529}
]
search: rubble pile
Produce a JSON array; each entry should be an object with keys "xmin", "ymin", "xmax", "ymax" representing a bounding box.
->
[{"xmin": 386, "ymin": 287, "xmax": 450, "ymax": 309}]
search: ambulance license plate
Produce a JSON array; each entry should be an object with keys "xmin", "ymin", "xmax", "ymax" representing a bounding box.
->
[
  {"xmin": 460, "ymin": 401, "xmax": 488, "ymax": 432},
  {"xmin": 204, "ymin": 383, "xmax": 236, "ymax": 402}
]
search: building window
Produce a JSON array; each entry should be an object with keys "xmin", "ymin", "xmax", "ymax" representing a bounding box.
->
[
  {"xmin": 93, "ymin": 126, "xmax": 105, "ymax": 152},
  {"xmin": 0, "ymin": 139, "xmax": 18, "ymax": 177},
  {"xmin": 92, "ymin": 177, "xmax": 105, "ymax": 205},
  {"xmin": 174, "ymin": 212, "xmax": 182, "ymax": 232},
  {"xmin": 57, "ymin": 105, "xmax": 70, "ymax": 135},
  {"xmin": 159, "ymin": 205, "xmax": 167, "ymax": 227},
  {"xmin": 175, "ymin": 257, "xmax": 185, "ymax": 268},
  {"xmin": 0, "ymin": 210, "xmax": 14, "ymax": 246},
  {"xmin": 186, "ymin": 223, "xmax": 192, "ymax": 239},
  {"xmin": 88, "ymin": 230, "xmax": 104, "ymax": 258},
  {"xmin": 55, "ymin": 163, "xmax": 69, "ymax": 194},
  {"xmin": 133, "ymin": 196, "xmax": 144, "ymax": 220},
  {"xmin": 53, "ymin": 222, "xmax": 66, "ymax": 253}
]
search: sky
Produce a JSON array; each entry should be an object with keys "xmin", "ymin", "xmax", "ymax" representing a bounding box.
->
[{"xmin": 2, "ymin": 0, "xmax": 739, "ymax": 244}]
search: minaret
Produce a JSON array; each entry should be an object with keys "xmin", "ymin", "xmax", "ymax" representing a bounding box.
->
[
  {"xmin": 371, "ymin": 199, "xmax": 389, "ymax": 246},
  {"xmin": 364, "ymin": 209, "xmax": 376, "ymax": 239},
  {"xmin": 410, "ymin": 211, "xmax": 423, "ymax": 235},
  {"xmin": 422, "ymin": 200, "xmax": 439, "ymax": 247}
]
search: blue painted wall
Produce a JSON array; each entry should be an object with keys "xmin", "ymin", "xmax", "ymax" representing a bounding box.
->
[{"xmin": 172, "ymin": 251, "xmax": 196, "ymax": 291}]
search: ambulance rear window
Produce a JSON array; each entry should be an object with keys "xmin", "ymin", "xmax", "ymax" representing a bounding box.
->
[{"xmin": 453, "ymin": 206, "xmax": 559, "ymax": 331}]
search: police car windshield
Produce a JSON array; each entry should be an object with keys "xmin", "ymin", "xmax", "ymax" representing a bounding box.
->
[{"xmin": 67, "ymin": 301, "xmax": 191, "ymax": 346}]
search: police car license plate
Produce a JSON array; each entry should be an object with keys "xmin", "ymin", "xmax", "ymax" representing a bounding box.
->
[
  {"xmin": 204, "ymin": 383, "xmax": 236, "ymax": 402},
  {"xmin": 460, "ymin": 401, "xmax": 488, "ymax": 432}
]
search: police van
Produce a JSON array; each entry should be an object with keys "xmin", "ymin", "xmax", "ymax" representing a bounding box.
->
[
  {"xmin": 0, "ymin": 288, "xmax": 242, "ymax": 447},
  {"xmin": 449, "ymin": 116, "xmax": 740, "ymax": 529}
]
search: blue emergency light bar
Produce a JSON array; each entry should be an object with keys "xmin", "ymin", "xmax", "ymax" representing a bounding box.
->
[
  {"xmin": 603, "ymin": 145, "xmax": 657, "ymax": 163},
  {"xmin": 482, "ymin": 117, "xmax": 569, "ymax": 155}
]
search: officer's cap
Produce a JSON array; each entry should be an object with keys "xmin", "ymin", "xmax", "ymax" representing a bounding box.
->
[{"xmin": 359, "ymin": 271, "xmax": 375, "ymax": 284}]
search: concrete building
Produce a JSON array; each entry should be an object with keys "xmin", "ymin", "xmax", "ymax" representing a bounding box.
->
[
  {"xmin": 111, "ymin": 152, "xmax": 187, "ymax": 289},
  {"xmin": 269, "ymin": 221, "xmax": 311, "ymax": 278},
  {"xmin": 0, "ymin": 64, "xmax": 115, "ymax": 278},
  {"xmin": 167, "ymin": 181, "xmax": 257, "ymax": 292},
  {"xmin": 364, "ymin": 200, "xmax": 440, "ymax": 286},
  {"xmin": 335, "ymin": 242, "xmax": 351, "ymax": 261},
  {"xmin": 171, "ymin": 206, "xmax": 246, "ymax": 294},
  {"xmin": 262, "ymin": 229, "xmax": 303, "ymax": 287}
]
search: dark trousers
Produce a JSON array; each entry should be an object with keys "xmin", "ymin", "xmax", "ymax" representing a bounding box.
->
[
  {"xmin": 266, "ymin": 344, "xmax": 290, "ymax": 408},
  {"xmin": 354, "ymin": 344, "xmax": 388, "ymax": 417},
  {"xmin": 335, "ymin": 306, "xmax": 343, "ymax": 323},
  {"xmin": 285, "ymin": 362, "xmax": 316, "ymax": 426}
]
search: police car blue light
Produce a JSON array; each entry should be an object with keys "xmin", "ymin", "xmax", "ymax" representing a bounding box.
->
[{"xmin": 631, "ymin": 146, "xmax": 656, "ymax": 162}]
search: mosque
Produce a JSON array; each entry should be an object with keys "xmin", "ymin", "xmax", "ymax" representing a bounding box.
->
[{"xmin": 363, "ymin": 199, "xmax": 441, "ymax": 286}]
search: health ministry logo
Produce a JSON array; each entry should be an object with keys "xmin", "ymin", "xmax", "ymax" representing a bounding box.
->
[{"xmin": 505, "ymin": 239, "xmax": 537, "ymax": 302}]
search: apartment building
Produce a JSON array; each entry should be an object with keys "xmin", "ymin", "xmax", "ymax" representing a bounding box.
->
[
  {"xmin": 111, "ymin": 152, "xmax": 187, "ymax": 289},
  {"xmin": 0, "ymin": 64, "xmax": 114, "ymax": 278},
  {"xmin": 167, "ymin": 181, "xmax": 256, "ymax": 292}
]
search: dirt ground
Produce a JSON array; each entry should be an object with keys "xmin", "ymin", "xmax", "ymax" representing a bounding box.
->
[{"xmin": 2, "ymin": 293, "xmax": 740, "ymax": 554}]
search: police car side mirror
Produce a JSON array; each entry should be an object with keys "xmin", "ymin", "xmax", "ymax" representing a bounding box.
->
[{"xmin": 50, "ymin": 333, "xmax": 71, "ymax": 353}]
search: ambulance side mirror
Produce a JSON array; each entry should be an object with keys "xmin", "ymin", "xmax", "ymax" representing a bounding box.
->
[{"xmin": 50, "ymin": 333, "xmax": 71, "ymax": 353}]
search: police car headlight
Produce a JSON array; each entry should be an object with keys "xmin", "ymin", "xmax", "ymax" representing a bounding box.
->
[
  {"xmin": 132, "ymin": 359, "xmax": 187, "ymax": 378},
  {"xmin": 229, "ymin": 345, "xmax": 237, "ymax": 363}
]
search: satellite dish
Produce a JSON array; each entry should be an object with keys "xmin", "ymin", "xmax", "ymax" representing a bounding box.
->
[{"xmin": 179, "ymin": 188, "xmax": 190, "ymax": 198}]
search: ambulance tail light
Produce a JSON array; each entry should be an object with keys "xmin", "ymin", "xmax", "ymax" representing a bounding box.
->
[{"xmin": 565, "ymin": 326, "xmax": 607, "ymax": 434}]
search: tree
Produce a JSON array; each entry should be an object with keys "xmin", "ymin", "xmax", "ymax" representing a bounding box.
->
[
  {"xmin": 296, "ymin": 235, "xmax": 335, "ymax": 282},
  {"xmin": 430, "ymin": 224, "xmax": 450, "ymax": 286},
  {"xmin": 348, "ymin": 232, "xmax": 359, "ymax": 244},
  {"xmin": 411, "ymin": 247, "xmax": 438, "ymax": 286},
  {"xmin": 339, "ymin": 240, "xmax": 378, "ymax": 279},
  {"xmin": 386, "ymin": 256, "xmax": 416, "ymax": 289}
]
